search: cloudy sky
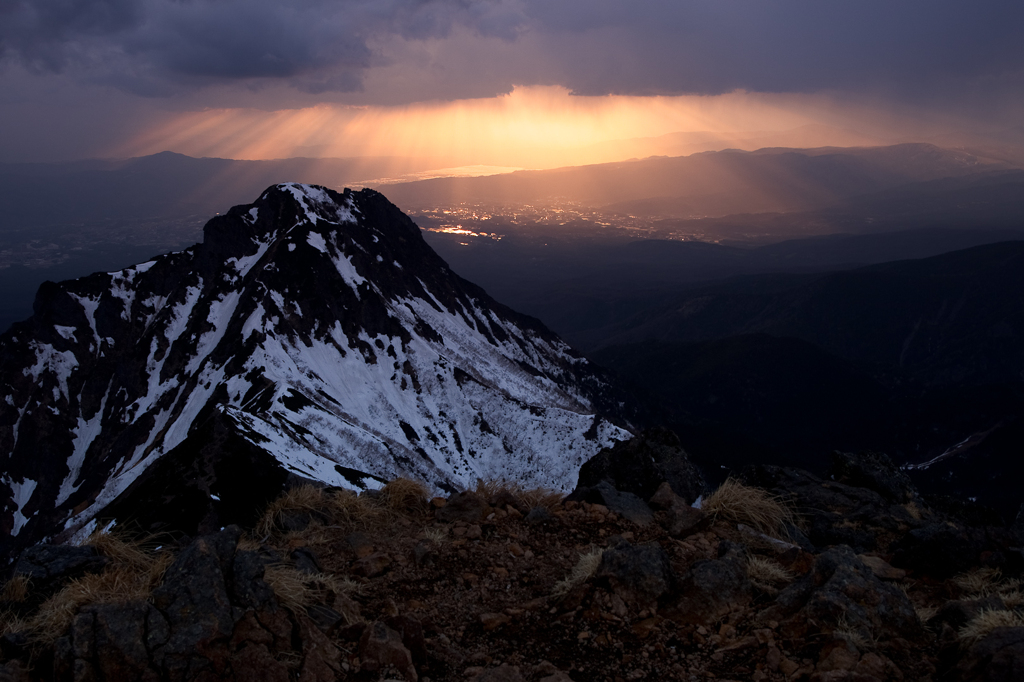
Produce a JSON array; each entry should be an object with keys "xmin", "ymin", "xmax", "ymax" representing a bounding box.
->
[{"xmin": 2, "ymin": 0, "xmax": 1023, "ymax": 164}]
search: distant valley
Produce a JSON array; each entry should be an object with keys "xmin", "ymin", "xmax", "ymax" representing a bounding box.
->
[{"xmin": 583, "ymin": 243, "xmax": 1024, "ymax": 517}]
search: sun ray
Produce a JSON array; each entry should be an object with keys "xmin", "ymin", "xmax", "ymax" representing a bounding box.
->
[{"xmin": 114, "ymin": 86, "xmax": 846, "ymax": 170}]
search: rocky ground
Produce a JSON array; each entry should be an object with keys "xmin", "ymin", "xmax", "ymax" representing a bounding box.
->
[{"xmin": 1, "ymin": 433, "xmax": 1023, "ymax": 682}]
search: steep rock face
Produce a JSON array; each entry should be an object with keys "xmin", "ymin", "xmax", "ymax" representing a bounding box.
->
[{"xmin": 0, "ymin": 184, "xmax": 631, "ymax": 555}]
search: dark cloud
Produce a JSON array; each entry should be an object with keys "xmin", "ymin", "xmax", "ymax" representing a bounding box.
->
[
  {"xmin": 0, "ymin": 0, "xmax": 142, "ymax": 72},
  {"xmin": 0, "ymin": 0, "xmax": 521, "ymax": 94},
  {"xmin": 523, "ymin": 1, "xmax": 1024, "ymax": 97},
  {"xmin": 0, "ymin": 0, "xmax": 1021, "ymax": 102}
]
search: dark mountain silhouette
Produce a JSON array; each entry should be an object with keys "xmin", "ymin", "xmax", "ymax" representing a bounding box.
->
[
  {"xmin": 586, "ymin": 241, "xmax": 1024, "ymax": 386},
  {"xmin": 585, "ymin": 243, "xmax": 1024, "ymax": 517}
]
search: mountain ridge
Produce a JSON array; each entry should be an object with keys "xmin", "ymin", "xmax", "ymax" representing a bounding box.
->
[{"xmin": 0, "ymin": 184, "xmax": 631, "ymax": 558}]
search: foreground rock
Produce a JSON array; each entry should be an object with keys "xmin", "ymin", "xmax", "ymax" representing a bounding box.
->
[
  {"xmin": 4, "ymin": 527, "xmax": 349, "ymax": 682},
  {"xmin": 1, "ymin": 456, "xmax": 1021, "ymax": 682}
]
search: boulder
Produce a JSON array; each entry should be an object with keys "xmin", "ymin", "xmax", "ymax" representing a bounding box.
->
[
  {"xmin": 149, "ymin": 527, "xmax": 242, "ymax": 680},
  {"xmin": 765, "ymin": 545, "xmax": 921, "ymax": 643},
  {"xmin": 79, "ymin": 602, "xmax": 159, "ymax": 682},
  {"xmin": 12, "ymin": 544, "xmax": 109, "ymax": 594},
  {"xmin": 358, "ymin": 621, "xmax": 417, "ymax": 681},
  {"xmin": 567, "ymin": 481, "xmax": 653, "ymax": 526},
  {"xmin": 435, "ymin": 491, "xmax": 488, "ymax": 523},
  {"xmin": 649, "ymin": 483, "xmax": 704, "ymax": 536},
  {"xmin": 648, "ymin": 482, "xmax": 683, "ymax": 511},
  {"xmin": 230, "ymin": 549, "xmax": 277, "ymax": 611},
  {"xmin": 297, "ymin": 614, "xmax": 343, "ymax": 682},
  {"xmin": 663, "ymin": 540, "xmax": 751, "ymax": 625},
  {"xmin": 856, "ymin": 555, "xmax": 906, "ymax": 581},
  {"xmin": 596, "ymin": 540, "xmax": 675, "ymax": 606},
  {"xmin": 383, "ymin": 615, "xmax": 428, "ymax": 666},
  {"xmin": 573, "ymin": 429, "xmax": 706, "ymax": 504},
  {"xmin": 352, "ymin": 552, "xmax": 392, "ymax": 578},
  {"xmin": 829, "ymin": 452, "xmax": 917, "ymax": 503},
  {"xmin": 524, "ymin": 507, "xmax": 555, "ymax": 526},
  {"xmin": 9, "ymin": 525, "xmax": 368, "ymax": 682},
  {"xmin": 955, "ymin": 626, "xmax": 1024, "ymax": 682},
  {"xmin": 891, "ymin": 523, "xmax": 980, "ymax": 578},
  {"xmin": 289, "ymin": 547, "xmax": 323, "ymax": 575}
]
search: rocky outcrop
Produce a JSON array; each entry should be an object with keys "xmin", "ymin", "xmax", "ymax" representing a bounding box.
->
[
  {"xmin": 2, "ymin": 452, "xmax": 1021, "ymax": 681},
  {"xmin": 763, "ymin": 546, "xmax": 921, "ymax": 642},
  {"xmin": 740, "ymin": 457, "xmax": 1024, "ymax": 574},
  {"xmin": 572, "ymin": 429, "xmax": 706, "ymax": 504},
  {"xmin": 15, "ymin": 527, "xmax": 347, "ymax": 682}
]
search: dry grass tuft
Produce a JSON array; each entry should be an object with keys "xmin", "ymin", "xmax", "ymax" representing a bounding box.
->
[
  {"xmin": 747, "ymin": 556, "xmax": 795, "ymax": 595},
  {"xmin": 0, "ymin": 610, "xmax": 26, "ymax": 638},
  {"xmin": 86, "ymin": 529, "xmax": 164, "ymax": 571},
  {"xmin": 422, "ymin": 526, "xmax": 448, "ymax": 544},
  {"xmin": 475, "ymin": 479, "xmax": 563, "ymax": 511},
  {"xmin": 379, "ymin": 478, "xmax": 429, "ymax": 515},
  {"xmin": 26, "ymin": 534, "xmax": 172, "ymax": 644},
  {"xmin": 916, "ymin": 605, "xmax": 939, "ymax": 625},
  {"xmin": 328, "ymin": 489, "xmax": 388, "ymax": 528},
  {"xmin": 263, "ymin": 565, "xmax": 361, "ymax": 621},
  {"xmin": 959, "ymin": 608, "xmax": 1024, "ymax": 645},
  {"xmin": 255, "ymin": 485, "xmax": 394, "ymax": 541},
  {"xmin": 893, "ymin": 582, "xmax": 913, "ymax": 598},
  {"xmin": 473, "ymin": 478, "xmax": 506, "ymax": 500},
  {"xmin": 702, "ymin": 479, "xmax": 796, "ymax": 539},
  {"xmin": 237, "ymin": 536, "xmax": 263, "ymax": 552},
  {"xmin": 834, "ymin": 626, "xmax": 871, "ymax": 651},
  {"xmin": 833, "ymin": 615, "xmax": 872, "ymax": 651},
  {"xmin": 953, "ymin": 567, "xmax": 1003, "ymax": 597},
  {"xmin": 902, "ymin": 501, "xmax": 924, "ymax": 521},
  {"xmin": 999, "ymin": 590, "xmax": 1023, "ymax": 608},
  {"xmin": 256, "ymin": 485, "xmax": 329, "ymax": 538},
  {"xmin": 264, "ymin": 565, "xmax": 311, "ymax": 612},
  {"xmin": 552, "ymin": 547, "xmax": 604, "ymax": 597},
  {"xmin": 518, "ymin": 487, "xmax": 565, "ymax": 512},
  {"xmin": 0, "ymin": 575, "xmax": 30, "ymax": 603}
]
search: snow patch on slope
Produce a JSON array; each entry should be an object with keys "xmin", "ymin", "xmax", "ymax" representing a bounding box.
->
[
  {"xmin": 5, "ymin": 477, "xmax": 38, "ymax": 535},
  {"xmin": 57, "ymin": 388, "xmax": 110, "ymax": 505},
  {"xmin": 23, "ymin": 342, "xmax": 78, "ymax": 399},
  {"xmin": 280, "ymin": 183, "xmax": 356, "ymax": 226}
]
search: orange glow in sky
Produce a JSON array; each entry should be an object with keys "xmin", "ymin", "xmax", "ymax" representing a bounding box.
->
[{"xmin": 116, "ymin": 86, "xmax": 885, "ymax": 171}]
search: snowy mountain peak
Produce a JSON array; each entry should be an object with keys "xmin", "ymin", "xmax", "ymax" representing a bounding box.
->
[{"xmin": 0, "ymin": 185, "xmax": 632, "ymax": 556}]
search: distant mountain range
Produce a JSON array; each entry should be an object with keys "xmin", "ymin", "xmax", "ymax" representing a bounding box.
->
[
  {"xmin": 586, "ymin": 243, "xmax": 1024, "ymax": 517},
  {"xmin": 3, "ymin": 143, "xmax": 1023, "ymax": 334},
  {"xmin": 383, "ymin": 143, "xmax": 1008, "ymax": 216},
  {"xmin": 0, "ymin": 185, "xmax": 630, "ymax": 559}
]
